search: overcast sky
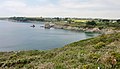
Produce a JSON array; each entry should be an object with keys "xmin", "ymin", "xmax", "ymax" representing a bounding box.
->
[{"xmin": 0, "ymin": 0, "xmax": 120, "ymax": 18}]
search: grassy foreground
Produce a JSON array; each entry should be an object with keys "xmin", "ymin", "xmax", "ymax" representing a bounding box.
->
[{"xmin": 0, "ymin": 33, "xmax": 120, "ymax": 69}]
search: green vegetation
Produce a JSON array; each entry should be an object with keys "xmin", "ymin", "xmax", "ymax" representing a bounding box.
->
[
  {"xmin": 9, "ymin": 17, "xmax": 45, "ymax": 22},
  {"xmin": 8, "ymin": 17, "xmax": 120, "ymax": 31},
  {"xmin": 72, "ymin": 19, "xmax": 89, "ymax": 23},
  {"xmin": 0, "ymin": 32, "xmax": 120, "ymax": 69},
  {"xmin": 93, "ymin": 42, "xmax": 105, "ymax": 49},
  {"xmin": 86, "ymin": 21, "xmax": 97, "ymax": 26}
]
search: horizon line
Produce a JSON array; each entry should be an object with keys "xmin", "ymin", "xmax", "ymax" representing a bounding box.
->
[{"xmin": 0, "ymin": 16, "xmax": 120, "ymax": 19}]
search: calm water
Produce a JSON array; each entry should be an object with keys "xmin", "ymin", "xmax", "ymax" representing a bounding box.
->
[{"xmin": 0, "ymin": 20, "xmax": 100, "ymax": 52}]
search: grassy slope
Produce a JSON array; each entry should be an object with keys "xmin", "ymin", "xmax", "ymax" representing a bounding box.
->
[{"xmin": 0, "ymin": 33, "xmax": 120, "ymax": 69}]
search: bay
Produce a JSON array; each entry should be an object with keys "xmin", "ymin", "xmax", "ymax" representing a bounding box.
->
[{"xmin": 0, "ymin": 20, "xmax": 100, "ymax": 52}]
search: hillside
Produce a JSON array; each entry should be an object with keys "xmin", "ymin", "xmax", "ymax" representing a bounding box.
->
[{"xmin": 0, "ymin": 32, "xmax": 120, "ymax": 69}]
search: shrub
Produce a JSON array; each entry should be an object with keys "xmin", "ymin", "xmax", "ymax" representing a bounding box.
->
[
  {"xmin": 82, "ymin": 64, "xmax": 89, "ymax": 69},
  {"xmin": 94, "ymin": 42, "xmax": 105, "ymax": 49},
  {"xmin": 88, "ymin": 53, "xmax": 101, "ymax": 60},
  {"xmin": 86, "ymin": 21, "xmax": 97, "ymax": 26},
  {"xmin": 55, "ymin": 65, "xmax": 66, "ymax": 69}
]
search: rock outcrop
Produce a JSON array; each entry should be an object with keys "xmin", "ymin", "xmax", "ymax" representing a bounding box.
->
[{"xmin": 44, "ymin": 23, "xmax": 51, "ymax": 29}]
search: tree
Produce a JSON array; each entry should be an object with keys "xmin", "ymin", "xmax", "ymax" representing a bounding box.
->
[
  {"xmin": 67, "ymin": 19, "xmax": 72, "ymax": 24},
  {"xmin": 86, "ymin": 21, "xmax": 97, "ymax": 26},
  {"xmin": 102, "ymin": 19, "xmax": 110, "ymax": 23},
  {"xmin": 117, "ymin": 19, "xmax": 120, "ymax": 23}
]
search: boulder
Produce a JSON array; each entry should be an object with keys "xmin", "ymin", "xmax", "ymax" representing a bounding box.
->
[{"xmin": 45, "ymin": 23, "xmax": 51, "ymax": 29}]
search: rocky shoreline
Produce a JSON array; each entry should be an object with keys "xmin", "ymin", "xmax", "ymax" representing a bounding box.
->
[
  {"xmin": 45, "ymin": 24, "xmax": 120, "ymax": 34},
  {"xmin": 6, "ymin": 19, "xmax": 120, "ymax": 34}
]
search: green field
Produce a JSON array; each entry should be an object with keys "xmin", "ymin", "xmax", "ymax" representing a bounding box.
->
[{"xmin": 73, "ymin": 19, "xmax": 90, "ymax": 23}]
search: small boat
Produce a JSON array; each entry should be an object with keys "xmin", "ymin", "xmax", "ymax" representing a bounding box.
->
[{"xmin": 30, "ymin": 25, "xmax": 35, "ymax": 28}]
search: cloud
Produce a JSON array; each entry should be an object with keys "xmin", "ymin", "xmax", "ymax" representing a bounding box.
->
[{"xmin": 0, "ymin": 0, "xmax": 120, "ymax": 18}]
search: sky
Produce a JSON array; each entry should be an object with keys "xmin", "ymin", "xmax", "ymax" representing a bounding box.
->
[{"xmin": 0, "ymin": 0, "xmax": 120, "ymax": 18}]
